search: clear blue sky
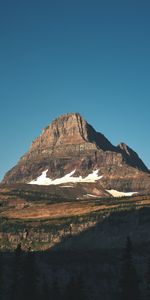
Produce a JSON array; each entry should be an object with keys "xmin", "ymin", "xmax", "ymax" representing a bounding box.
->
[{"xmin": 0, "ymin": 0, "xmax": 150, "ymax": 180}]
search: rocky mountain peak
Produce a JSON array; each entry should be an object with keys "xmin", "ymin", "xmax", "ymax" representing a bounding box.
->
[
  {"xmin": 29, "ymin": 112, "xmax": 116, "ymax": 153},
  {"xmin": 30, "ymin": 113, "xmax": 87, "ymax": 151},
  {"xmin": 118, "ymin": 143, "xmax": 131, "ymax": 155},
  {"xmin": 2, "ymin": 113, "xmax": 149, "ymax": 192},
  {"xmin": 117, "ymin": 142, "xmax": 148, "ymax": 172}
]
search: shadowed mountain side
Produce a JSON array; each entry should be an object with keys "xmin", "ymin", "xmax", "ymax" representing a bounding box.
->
[
  {"xmin": 83, "ymin": 121, "xmax": 117, "ymax": 152},
  {"xmin": 118, "ymin": 143, "xmax": 149, "ymax": 172},
  {"xmin": 1, "ymin": 236, "xmax": 150, "ymax": 300},
  {"xmin": 0, "ymin": 182, "xmax": 150, "ymax": 252},
  {"xmin": 48, "ymin": 207, "xmax": 150, "ymax": 252},
  {"xmin": 1, "ymin": 208, "xmax": 150, "ymax": 300}
]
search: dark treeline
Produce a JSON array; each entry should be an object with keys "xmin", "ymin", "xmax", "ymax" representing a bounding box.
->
[{"xmin": 0, "ymin": 237, "xmax": 150, "ymax": 300}]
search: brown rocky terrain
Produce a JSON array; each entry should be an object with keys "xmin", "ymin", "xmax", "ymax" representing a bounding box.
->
[
  {"xmin": 2, "ymin": 113, "xmax": 150, "ymax": 194},
  {"xmin": 0, "ymin": 184, "xmax": 150, "ymax": 251},
  {"xmin": 0, "ymin": 186, "xmax": 150, "ymax": 300}
]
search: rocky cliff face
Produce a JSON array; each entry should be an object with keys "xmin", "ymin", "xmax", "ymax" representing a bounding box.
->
[
  {"xmin": 117, "ymin": 142, "xmax": 148, "ymax": 172},
  {"xmin": 2, "ymin": 113, "xmax": 150, "ymax": 194}
]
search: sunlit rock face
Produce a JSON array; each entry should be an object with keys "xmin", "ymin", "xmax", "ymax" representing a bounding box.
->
[{"xmin": 2, "ymin": 113, "xmax": 150, "ymax": 194}]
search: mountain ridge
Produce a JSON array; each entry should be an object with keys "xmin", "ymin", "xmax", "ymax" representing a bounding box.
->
[{"xmin": 2, "ymin": 113, "xmax": 150, "ymax": 195}]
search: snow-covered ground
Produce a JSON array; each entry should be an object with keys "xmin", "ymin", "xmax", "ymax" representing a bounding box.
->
[
  {"xmin": 86, "ymin": 194, "xmax": 100, "ymax": 198},
  {"xmin": 29, "ymin": 170, "xmax": 137, "ymax": 198},
  {"xmin": 106, "ymin": 189, "xmax": 138, "ymax": 197},
  {"xmin": 29, "ymin": 169, "xmax": 103, "ymax": 185}
]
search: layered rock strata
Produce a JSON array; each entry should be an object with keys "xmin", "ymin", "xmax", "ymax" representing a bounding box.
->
[{"xmin": 2, "ymin": 113, "xmax": 150, "ymax": 194}]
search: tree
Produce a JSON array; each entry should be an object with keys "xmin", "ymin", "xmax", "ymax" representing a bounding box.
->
[
  {"xmin": 119, "ymin": 236, "xmax": 141, "ymax": 300},
  {"xmin": 145, "ymin": 254, "xmax": 150, "ymax": 300},
  {"xmin": 0, "ymin": 252, "xmax": 4, "ymax": 299},
  {"xmin": 21, "ymin": 250, "xmax": 39, "ymax": 300},
  {"xmin": 40, "ymin": 277, "xmax": 49, "ymax": 300},
  {"xmin": 50, "ymin": 277, "xmax": 61, "ymax": 300},
  {"xmin": 63, "ymin": 275, "xmax": 87, "ymax": 300},
  {"xmin": 11, "ymin": 243, "xmax": 23, "ymax": 300}
]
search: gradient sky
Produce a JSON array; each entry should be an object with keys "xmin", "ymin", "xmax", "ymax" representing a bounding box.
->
[{"xmin": 0, "ymin": 0, "xmax": 150, "ymax": 180}]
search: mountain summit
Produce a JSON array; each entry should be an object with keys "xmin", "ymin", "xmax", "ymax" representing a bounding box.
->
[
  {"xmin": 2, "ymin": 113, "xmax": 150, "ymax": 194},
  {"xmin": 29, "ymin": 113, "xmax": 116, "ymax": 152}
]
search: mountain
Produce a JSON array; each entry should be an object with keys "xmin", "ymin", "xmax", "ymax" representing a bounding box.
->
[
  {"xmin": 117, "ymin": 142, "xmax": 148, "ymax": 172},
  {"xmin": 1, "ymin": 112, "xmax": 150, "ymax": 300},
  {"xmin": 2, "ymin": 113, "xmax": 150, "ymax": 195}
]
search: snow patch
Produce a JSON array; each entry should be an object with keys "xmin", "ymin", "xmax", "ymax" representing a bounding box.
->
[
  {"xmin": 29, "ymin": 169, "xmax": 103, "ymax": 186},
  {"xmin": 60, "ymin": 185, "xmax": 74, "ymax": 188},
  {"xmin": 86, "ymin": 194, "xmax": 99, "ymax": 198},
  {"xmin": 106, "ymin": 189, "xmax": 138, "ymax": 198}
]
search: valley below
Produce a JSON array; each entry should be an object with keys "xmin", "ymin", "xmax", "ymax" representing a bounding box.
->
[
  {"xmin": 0, "ymin": 184, "xmax": 150, "ymax": 300},
  {"xmin": 0, "ymin": 183, "xmax": 150, "ymax": 252}
]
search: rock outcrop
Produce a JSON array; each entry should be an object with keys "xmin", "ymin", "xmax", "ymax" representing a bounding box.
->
[
  {"xmin": 2, "ymin": 113, "xmax": 150, "ymax": 194},
  {"xmin": 117, "ymin": 142, "xmax": 148, "ymax": 172}
]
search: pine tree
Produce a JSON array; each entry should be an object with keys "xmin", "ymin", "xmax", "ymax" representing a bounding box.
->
[
  {"xmin": 119, "ymin": 236, "xmax": 141, "ymax": 300},
  {"xmin": 145, "ymin": 254, "xmax": 150, "ymax": 300},
  {"xmin": 21, "ymin": 250, "xmax": 39, "ymax": 300},
  {"xmin": 63, "ymin": 275, "xmax": 87, "ymax": 300},
  {"xmin": 50, "ymin": 277, "xmax": 61, "ymax": 300},
  {"xmin": 0, "ymin": 252, "xmax": 4, "ymax": 299},
  {"xmin": 11, "ymin": 243, "xmax": 23, "ymax": 300},
  {"xmin": 41, "ymin": 277, "xmax": 49, "ymax": 300}
]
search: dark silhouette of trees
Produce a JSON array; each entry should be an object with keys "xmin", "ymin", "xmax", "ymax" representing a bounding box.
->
[
  {"xmin": 0, "ymin": 252, "xmax": 4, "ymax": 299},
  {"xmin": 50, "ymin": 277, "xmax": 61, "ymax": 300},
  {"xmin": 21, "ymin": 250, "xmax": 39, "ymax": 300},
  {"xmin": 119, "ymin": 236, "xmax": 141, "ymax": 300},
  {"xmin": 63, "ymin": 275, "xmax": 87, "ymax": 300},
  {"xmin": 11, "ymin": 243, "xmax": 23, "ymax": 300},
  {"xmin": 40, "ymin": 277, "xmax": 49, "ymax": 300},
  {"xmin": 15, "ymin": 243, "xmax": 22, "ymax": 257},
  {"xmin": 0, "ymin": 237, "xmax": 147, "ymax": 300},
  {"xmin": 145, "ymin": 254, "xmax": 150, "ymax": 300}
]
